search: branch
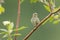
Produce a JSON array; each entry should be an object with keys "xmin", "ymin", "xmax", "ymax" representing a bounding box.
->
[
  {"xmin": 48, "ymin": 0, "xmax": 53, "ymax": 12},
  {"xmin": 23, "ymin": 0, "xmax": 60, "ymax": 40},
  {"xmin": 14, "ymin": 0, "xmax": 20, "ymax": 40},
  {"xmin": 23, "ymin": 7, "xmax": 60, "ymax": 40}
]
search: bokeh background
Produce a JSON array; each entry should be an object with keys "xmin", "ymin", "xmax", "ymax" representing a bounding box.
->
[{"xmin": 0, "ymin": 0, "xmax": 60, "ymax": 40}]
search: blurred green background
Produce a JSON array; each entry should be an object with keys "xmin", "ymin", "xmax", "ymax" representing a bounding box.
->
[{"xmin": 0, "ymin": 0, "xmax": 60, "ymax": 40}]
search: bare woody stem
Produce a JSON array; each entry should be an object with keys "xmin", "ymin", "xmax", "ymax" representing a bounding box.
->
[
  {"xmin": 23, "ymin": 8, "xmax": 60, "ymax": 40},
  {"xmin": 23, "ymin": 0, "xmax": 60, "ymax": 40},
  {"xmin": 14, "ymin": 0, "xmax": 20, "ymax": 40}
]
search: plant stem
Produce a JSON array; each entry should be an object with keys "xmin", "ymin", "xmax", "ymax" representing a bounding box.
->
[
  {"xmin": 8, "ymin": 33, "xmax": 12, "ymax": 40},
  {"xmin": 48, "ymin": 0, "xmax": 53, "ymax": 12},
  {"xmin": 23, "ymin": 0, "xmax": 60, "ymax": 40},
  {"xmin": 14, "ymin": 0, "xmax": 20, "ymax": 40}
]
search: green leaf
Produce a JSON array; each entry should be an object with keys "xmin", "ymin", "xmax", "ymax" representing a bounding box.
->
[
  {"xmin": 7, "ymin": 22, "xmax": 14, "ymax": 33},
  {"xmin": 53, "ymin": 20, "xmax": 60, "ymax": 24},
  {"xmin": 7, "ymin": 22, "xmax": 14, "ymax": 30},
  {"xmin": 20, "ymin": 0, "xmax": 24, "ymax": 4},
  {"xmin": 12, "ymin": 33, "xmax": 21, "ymax": 36},
  {"xmin": 54, "ymin": 15, "xmax": 59, "ymax": 19},
  {"xmin": 7, "ymin": 38, "xmax": 12, "ymax": 40},
  {"xmin": 40, "ymin": 0, "xmax": 49, "ymax": 5},
  {"xmin": 18, "ymin": 26, "xmax": 27, "ymax": 30},
  {"xmin": 50, "ymin": 0, "xmax": 55, "ymax": 7},
  {"xmin": 2, "ymin": 34, "xmax": 8, "ymax": 38},
  {"xmin": 30, "ymin": 0, "xmax": 38, "ymax": 3},
  {"xmin": 14, "ymin": 26, "xmax": 27, "ymax": 31},
  {"xmin": 44, "ymin": 5, "xmax": 51, "ymax": 12},
  {"xmin": 39, "ymin": 0, "xmax": 43, "ymax": 3},
  {"xmin": 0, "ymin": 29, "xmax": 7, "ymax": 32},
  {"xmin": 0, "ymin": 4, "xmax": 5, "ymax": 15},
  {"xmin": 49, "ymin": 14, "xmax": 54, "ymax": 22},
  {"xmin": 50, "ymin": 0, "xmax": 54, "ymax": 5},
  {"xmin": 0, "ymin": 32, "xmax": 7, "ymax": 34},
  {"xmin": 52, "ymin": 7, "xmax": 60, "ymax": 13}
]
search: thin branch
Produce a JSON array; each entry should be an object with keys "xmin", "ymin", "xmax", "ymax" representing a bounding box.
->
[
  {"xmin": 23, "ymin": 8, "xmax": 60, "ymax": 40},
  {"xmin": 23, "ymin": 0, "xmax": 60, "ymax": 39},
  {"xmin": 14, "ymin": 0, "xmax": 20, "ymax": 40}
]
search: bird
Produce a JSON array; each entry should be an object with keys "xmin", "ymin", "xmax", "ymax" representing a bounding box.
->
[{"xmin": 31, "ymin": 13, "xmax": 40, "ymax": 27}]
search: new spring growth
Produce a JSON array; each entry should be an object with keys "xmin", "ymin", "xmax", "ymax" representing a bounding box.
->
[
  {"xmin": 0, "ymin": 0, "xmax": 5, "ymax": 14},
  {"xmin": 3, "ymin": 21, "xmax": 11, "ymax": 26},
  {"xmin": 0, "ymin": 4, "xmax": 5, "ymax": 14},
  {"xmin": 31, "ymin": 13, "xmax": 40, "ymax": 26},
  {"xmin": 3, "ymin": 21, "xmax": 14, "ymax": 33},
  {"xmin": 3, "ymin": 21, "xmax": 14, "ymax": 28}
]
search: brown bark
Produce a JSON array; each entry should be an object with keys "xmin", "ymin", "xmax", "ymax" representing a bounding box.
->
[{"xmin": 14, "ymin": 0, "xmax": 20, "ymax": 40}]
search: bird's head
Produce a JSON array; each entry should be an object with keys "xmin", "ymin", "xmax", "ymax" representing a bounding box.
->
[{"xmin": 33, "ymin": 13, "xmax": 38, "ymax": 17}]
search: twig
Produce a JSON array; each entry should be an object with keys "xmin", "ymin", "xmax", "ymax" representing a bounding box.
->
[
  {"xmin": 23, "ymin": 0, "xmax": 60, "ymax": 40},
  {"xmin": 14, "ymin": 0, "xmax": 20, "ymax": 40},
  {"xmin": 23, "ymin": 8, "xmax": 60, "ymax": 40},
  {"xmin": 48, "ymin": 0, "xmax": 53, "ymax": 12}
]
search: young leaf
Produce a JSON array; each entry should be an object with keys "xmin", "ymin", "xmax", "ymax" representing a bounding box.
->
[
  {"xmin": 50, "ymin": 0, "xmax": 55, "ymax": 8},
  {"xmin": 14, "ymin": 26, "xmax": 27, "ymax": 31},
  {"xmin": 44, "ymin": 0, "xmax": 49, "ymax": 5},
  {"xmin": 3, "ymin": 21, "xmax": 10, "ymax": 26},
  {"xmin": 7, "ymin": 22, "xmax": 14, "ymax": 30},
  {"xmin": 2, "ymin": 34, "xmax": 8, "ymax": 38},
  {"xmin": 0, "ymin": 32, "xmax": 7, "ymax": 34},
  {"xmin": 30, "ymin": 0, "xmax": 38, "ymax": 3},
  {"xmin": 53, "ymin": 20, "xmax": 60, "ymax": 24},
  {"xmin": 50, "ymin": 0, "xmax": 54, "ymax": 5},
  {"xmin": 18, "ymin": 26, "xmax": 27, "ymax": 30},
  {"xmin": 7, "ymin": 22, "xmax": 14, "ymax": 33},
  {"xmin": 20, "ymin": 0, "xmax": 24, "ymax": 4},
  {"xmin": 43, "ymin": 5, "xmax": 51, "ymax": 12},
  {"xmin": 0, "ymin": 29, "xmax": 7, "ymax": 32},
  {"xmin": 39, "ymin": 0, "xmax": 49, "ymax": 5},
  {"xmin": 54, "ymin": 15, "xmax": 59, "ymax": 19},
  {"xmin": 39, "ymin": 0, "xmax": 44, "ymax": 3},
  {"xmin": 49, "ymin": 14, "xmax": 54, "ymax": 22},
  {"xmin": 0, "ymin": 4, "xmax": 5, "ymax": 15},
  {"xmin": 52, "ymin": 7, "xmax": 60, "ymax": 13},
  {"xmin": 12, "ymin": 33, "xmax": 21, "ymax": 37}
]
